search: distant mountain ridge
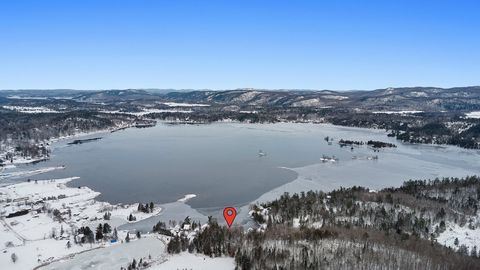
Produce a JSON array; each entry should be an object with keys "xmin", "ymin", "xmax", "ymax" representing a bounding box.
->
[
  {"xmin": 162, "ymin": 86, "xmax": 480, "ymax": 111},
  {"xmin": 1, "ymin": 86, "xmax": 479, "ymax": 111}
]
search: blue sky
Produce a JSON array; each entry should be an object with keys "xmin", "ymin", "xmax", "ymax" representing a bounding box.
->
[{"xmin": 0, "ymin": 0, "xmax": 479, "ymax": 90}]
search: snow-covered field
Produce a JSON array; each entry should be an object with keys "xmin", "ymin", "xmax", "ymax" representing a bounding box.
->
[
  {"xmin": 150, "ymin": 252, "xmax": 234, "ymax": 270},
  {"xmin": 0, "ymin": 177, "xmax": 163, "ymax": 269},
  {"xmin": 0, "ymin": 176, "xmax": 232, "ymax": 269},
  {"xmin": 2, "ymin": 106, "xmax": 59, "ymax": 113},
  {"xmin": 372, "ymin": 110, "xmax": 423, "ymax": 114},
  {"xmin": 99, "ymin": 108, "xmax": 193, "ymax": 115},
  {"xmin": 162, "ymin": 102, "xmax": 210, "ymax": 107},
  {"xmin": 466, "ymin": 111, "xmax": 480, "ymax": 119},
  {"xmin": 43, "ymin": 235, "xmax": 168, "ymax": 270}
]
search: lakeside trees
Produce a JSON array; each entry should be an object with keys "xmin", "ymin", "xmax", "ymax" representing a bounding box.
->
[
  {"xmin": 137, "ymin": 202, "xmax": 155, "ymax": 213},
  {"xmin": 0, "ymin": 111, "xmax": 137, "ymax": 164},
  {"xmin": 164, "ymin": 176, "xmax": 480, "ymax": 270}
]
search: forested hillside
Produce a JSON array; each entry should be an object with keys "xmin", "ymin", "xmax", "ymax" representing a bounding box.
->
[{"xmin": 165, "ymin": 176, "xmax": 480, "ymax": 270}]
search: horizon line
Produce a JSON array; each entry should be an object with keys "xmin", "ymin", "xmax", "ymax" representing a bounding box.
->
[{"xmin": 1, "ymin": 85, "xmax": 479, "ymax": 92}]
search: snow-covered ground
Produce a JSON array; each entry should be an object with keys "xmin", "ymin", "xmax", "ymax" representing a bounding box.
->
[
  {"xmin": 0, "ymin": 141, "xmax": 50, "ymax": 166},
  {"xmin": 0, "ymin": 177, "xmax": 163, "ymax": 269},
  {"xmin": 162, "ymin": 102, "xmax": 210, "ymax": 107},
  {"xmin": 43, "ymin": 235, "xmax": 168, "ymax": 270},
  {"xmin": 118, "ymin": 198, "xmax": 208, "ymax": 233},
  {"xmin": 372, "ymin": 110, "xmax": 423, "ymax": 114},
  {"xmin": 2, "ymin": 106, "xmax": 60, "ymax": 113},
  {"xmin": 437, "ymin": 220, "xmax": 480, "ymax": 253},
  {"xmin": 0, "ymin": 166, "xmax": 65, "ymax": 181},
  {"xmin": 322, "ymin": 95, "xmax": 348, "ymax": 100},
  {"xmin": 150, "ymin": 252, "xmax": 234, "ymax": 270},
  {"xmin": 0, "ymin": 177, "xmax": 230, "ymax": 269},
  {"xmin": 6, "ymin": 96, "xmax": 73, "ymax": 100},
  {"xmin": 0, "ymin": 154, "xmax": 48, "ymax": 166},
  {"xmin": 99, "ymin": 108, "xmax": 193, "ymax": 115},
  {"xmin": 465, "ymin": 111, "xmax": 480, "ymax": 119}
]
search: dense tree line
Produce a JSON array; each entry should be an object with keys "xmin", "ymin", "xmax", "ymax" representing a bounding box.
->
[
  {"xmin": 0, "ymin": 111, "xmax": 134, "ymax": 142},
  {"xmin": 325, "ymin": 112, "xmax": 480, "ymax": 149},
  {"xmin": 165, "ymin": 176, "xmax": 480, "ymax": 269},
  {"xmin": 0, "ymin": 111, "xmax": 136, "ymax": 163},
  {"xmin": 264, "ymin": 176, "xmax": 480, "ymax": 242}
]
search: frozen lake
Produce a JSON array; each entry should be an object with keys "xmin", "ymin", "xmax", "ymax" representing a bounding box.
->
[{"xmin": 5, "ymin": 123, "xmax": 480, "ymax": 215}]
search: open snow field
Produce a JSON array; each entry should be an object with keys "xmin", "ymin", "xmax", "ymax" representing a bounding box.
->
[
  {"xmin": 150, "ymin": 253, "xmax": 234, "ymax": 270},
  {"xmin": 43, "ymin": 236, "xmax": 167, "ymax": 270}
]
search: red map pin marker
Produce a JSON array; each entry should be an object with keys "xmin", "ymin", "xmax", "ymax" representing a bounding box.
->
[{"xmin": 223, "ymin": 207, "xmax": 237, "ymax": 228}]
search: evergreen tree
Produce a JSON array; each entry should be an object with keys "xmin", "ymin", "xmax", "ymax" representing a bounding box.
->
[
  {"xmin": 80, "ymin": 226, "xmax": 94, "ymax": 243},
  {"xmin": 113, "ymin": 228, "xmax": 118, "ymax": 240},
  {"xmin": 95, "ymin": 224, "xmax": 104, "ymax": 240},
  {"xmin": 103, "ymin": 223, "xmax": 112, "ymax": 234},
  {"xmin": 149, "ymin": 202, "xmax": 154, "ymax": 212}
]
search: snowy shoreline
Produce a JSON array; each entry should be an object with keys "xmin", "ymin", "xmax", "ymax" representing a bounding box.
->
[
  {"xmin": 0, "ymin": 125, "xmax": 130, "ymax": 167},
  {"xmin": 0, "ymin": 176, "xmax": 172, "ymax": 269},
  {"xmin": 0, "ymin": 174, "xmax": 217, "ymax": 269}
]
